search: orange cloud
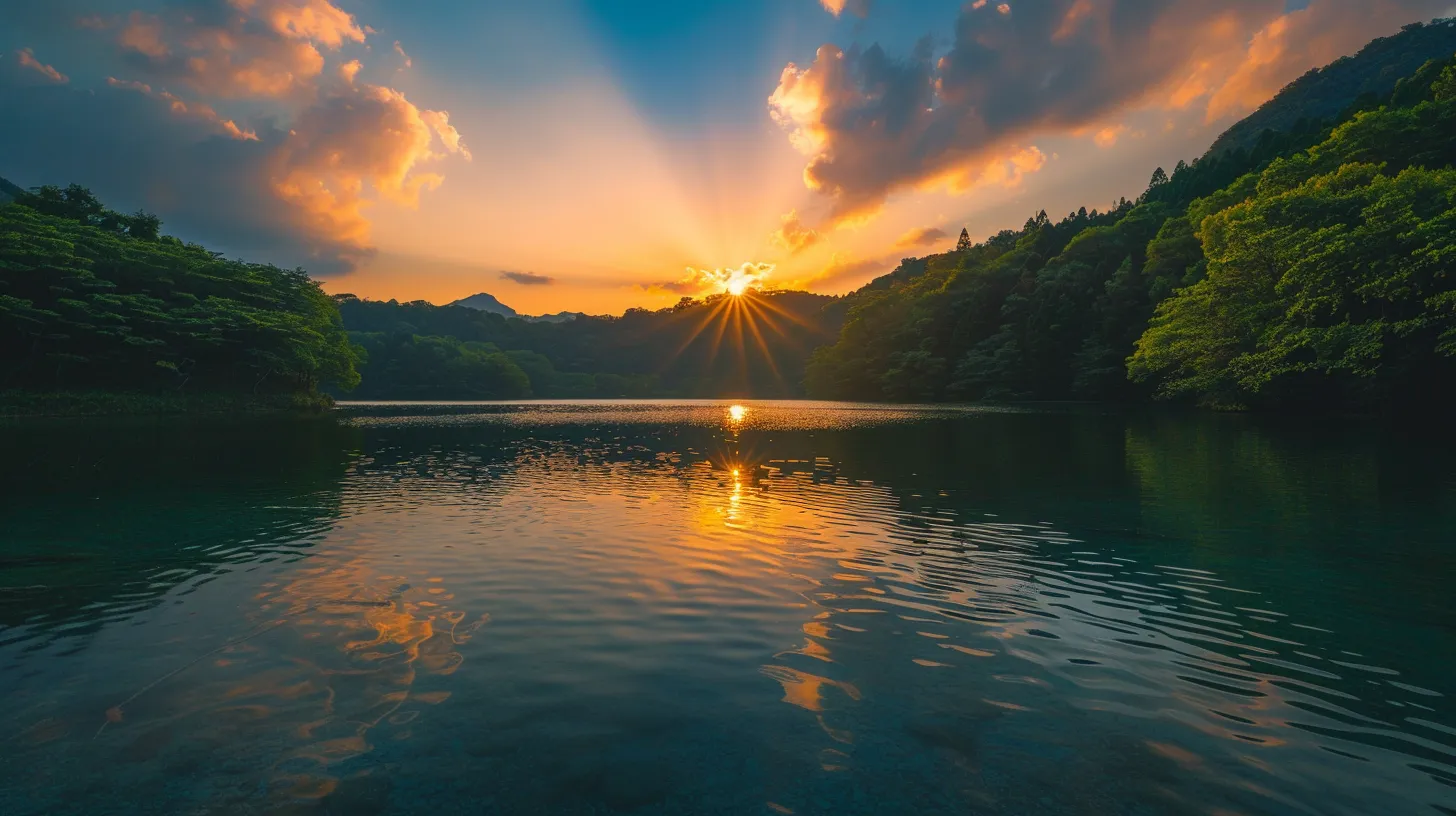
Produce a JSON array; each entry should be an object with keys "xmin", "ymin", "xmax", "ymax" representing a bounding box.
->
[
  {"xmin": 1053, "ymin": 0, "xmax": 1096, "ymax": 40},
  {"xmin": 234, "ymin": 0, "xmax": 365, "ymax": 49},
  {"xmin": 769, "ymin": 210, "xmax": 822, "ymax": 255},
  {"xmin": 270, "ymin": 82, "xmax": 470, "ymax": 261},
  {"xmin": 1202, "ymin": 0, "xmax": 1448, "ymax": 122},
  {"xmin": 17, "ymin": 49, "xmax": 69, "ymax": 84},
  {"xmin": 114, "ymin": 0, "xmax": 365, "ymax": 98},
  {"xmin": 107, "ymin": 76, "xmax": 259, "ymax": 140},
  {"xmin": 1092, "ymin": 124, "xmax": 1128, "ymax": 148},
  {"xmin": 919, "ymin": 146, "xmax": 1048, "ymax": 197},
  {"xmin": 795, "ymin": 252, "xmax": 891, "ymax": 294},
  {"xmin": 895, "ymin": 226, "xmax": 947, "ymax": 249},
  {"xmin": 819, "ymin": 0, "xmax": 871, "ymax": 18},
  {"xmin": 117, "ymin": 12, "xmax": 169, "ymax": 58},
  {"xmin": 337, "ymin": 59, "xmax": 362, "ymax": 84},
  {"xmin": 769, "ymin": 0, "xmax": 1447, "ymax": 223},
  {"xmin": 649, "ymin": 263, "xmax": 776, "ymax": 297}
]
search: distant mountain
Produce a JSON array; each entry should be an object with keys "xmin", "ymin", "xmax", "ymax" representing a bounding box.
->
[
  {"xmin": 1207, "ymin": 19, "xmax": 1456, "ymax": 158},
  {"xmin": 448, "ymin": 293, "xmax": 586, "ymax": 323},
  {"xmin": 0, "ymin": 175, "xmax": 25, "ymax": 204},
  {"xmin": 449, "ymin": 292, "xmax": 519, "ymax": 318}
]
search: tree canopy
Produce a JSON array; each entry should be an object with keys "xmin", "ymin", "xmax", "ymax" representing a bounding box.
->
[
  {"xmin": 804, "ymin": 44, "xmax": 1456, "ymax": 413},
  {"xmin": 0, "ymin": 189, "xmax": 359, "ymax": 397}
]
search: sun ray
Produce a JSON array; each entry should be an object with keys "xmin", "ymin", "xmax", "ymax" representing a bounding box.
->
[
  {"xmin": 663, "ymin": 295, "xmax": 733, "ymax": 370},
  {"xmin": 705, "ymin": 296, "xmax": 736, "ymax": 372},
  {"xmin": 729, "ymin": 297, "xmax": 750, "ymax": 391},
  {"xmin": 738, "ymin": 295, "xmax": 794, "ymax": 342},
  {"xmin": 739, "ymin": 300, "xmax": 785, "ymax": 387},
  {"xmin": 749, "ymin": 294, "xmax": 826, "ymax": 334}
]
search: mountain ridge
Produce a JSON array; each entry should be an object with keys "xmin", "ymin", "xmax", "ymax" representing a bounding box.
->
[
  {"xmin": 1207, "ymin": 18, "xmax": 1456, "ymax": 158},
  {"xmin": 0, "ymin": 175, "xmax": 25, "ymax": 204},
  {"xmin": 449, "ymin": 292, "xmax": 586, "ymax": 323}
]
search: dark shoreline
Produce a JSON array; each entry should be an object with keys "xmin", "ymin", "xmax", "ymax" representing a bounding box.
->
[{"xmin": 0, "ymin": 390, "xmax": 335, "ymax": 419}]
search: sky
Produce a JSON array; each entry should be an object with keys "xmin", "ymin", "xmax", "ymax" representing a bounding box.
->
[{"xmin": 2, "ymin": 0, "xmax": 1453, "ymax": 315}]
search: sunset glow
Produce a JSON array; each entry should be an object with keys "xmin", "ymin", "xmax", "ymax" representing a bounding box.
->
[
  {"xmin": 2, "ymin": 1, "xmax": 1446, "ymax": 315},
  {"xmin": 3, "ymin": 3, "xmax": 1454, "ymax": 811}
]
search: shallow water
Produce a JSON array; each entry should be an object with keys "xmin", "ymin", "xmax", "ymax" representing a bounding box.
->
[{"xmin": 1, "ymin": 402, "xmax": 1454, "ymax": 815}]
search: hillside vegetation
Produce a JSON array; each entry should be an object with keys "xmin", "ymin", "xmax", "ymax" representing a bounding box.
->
[
  {"xmin": 0, "ymin": 185, "xmax": 359, "ymax": 411},
  {"xmin": 806, "ymin": 21, "xmax": 1456, "ymax": 412},
  {"xmin": 337, "ymin": 290, "xmax": 842, "ymax": 399}
]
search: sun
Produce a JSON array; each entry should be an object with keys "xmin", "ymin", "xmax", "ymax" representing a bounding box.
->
[
  {"xmin": 728, "ymin": 404, "xmax": 748, "ymax": 422},
  {"xmin": 685, "ymin": 262, "xmax": 773, "ymax": 298}
]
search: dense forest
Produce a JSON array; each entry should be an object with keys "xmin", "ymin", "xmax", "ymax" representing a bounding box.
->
[
  {"xmin": 805, "ymin": 21, "xmax": 1456, "ymax": 412},
  {"xmin": 0, "ymin": 185, "xmax": 359, "ymax": 410},
  {"xmin": 336, "ymin": 290, "xmax": 842, "ymax": 399}
]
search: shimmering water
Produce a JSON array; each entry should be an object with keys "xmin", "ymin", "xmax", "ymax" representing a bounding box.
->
[{"xmin": 1, "ymin": 402, "xmax": 1454, "ymax": 815}]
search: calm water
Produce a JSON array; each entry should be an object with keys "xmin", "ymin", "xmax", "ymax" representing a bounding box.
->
[{"xmin": 1, "ymin": 402, "xmax": 1454, "ymax": 815}]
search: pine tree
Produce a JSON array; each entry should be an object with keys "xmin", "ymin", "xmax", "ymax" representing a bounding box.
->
[{"xmin": 956, "ymin": 228, "xmax": 972, "ymax": 252}]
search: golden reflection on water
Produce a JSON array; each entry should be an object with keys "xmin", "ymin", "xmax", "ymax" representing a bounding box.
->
[
  {"xmin": 231, "ymin": 555, "xmax": 489, "ymax": 802},
  {"xmin": 8, "ymin": 407, "xmax": 1454, "ymax": 815}
]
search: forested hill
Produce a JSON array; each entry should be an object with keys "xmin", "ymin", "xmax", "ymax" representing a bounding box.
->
[
  {"xmin": 807, "ymin": 23, "xmax": 1456, "ymax": 413},
  {"xmin": 0, "ymin": 175, "xmax": 23, "ymax": 204},
  {"xmin": 0, "ymin": 184, "xmax": 359, "ymax": 411},
  {"xmin": 336, "ymin": 290, "xmax": 843, "ymax": 400},
  {"xmin": 1209, "ymin": 20, "xmax": 1456, "ymax": 158}
]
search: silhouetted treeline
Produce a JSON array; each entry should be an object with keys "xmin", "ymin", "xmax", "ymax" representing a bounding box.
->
[
  {"xmin": 337, "ymin": 290, "xmax": 843, "ymax": 399},
  {"xmin": 807, "ymin": 23, "xmax": 1456, "ymax": 413}
]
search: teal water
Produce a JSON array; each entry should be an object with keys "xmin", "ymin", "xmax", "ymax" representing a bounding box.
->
[{"xmin": 1, "ymin": 402, "xmax": 1453, "ymax": 815}]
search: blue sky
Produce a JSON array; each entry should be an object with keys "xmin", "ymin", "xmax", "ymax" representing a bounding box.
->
[{"xmin": 2, "ymin": 0, "xmax": 1450, "ymax": 313}]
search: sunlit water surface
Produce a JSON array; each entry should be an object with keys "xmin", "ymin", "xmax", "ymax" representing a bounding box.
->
[{"xmin": 1, "ymin": 402, "xmax": 1454, "ymax": 815}]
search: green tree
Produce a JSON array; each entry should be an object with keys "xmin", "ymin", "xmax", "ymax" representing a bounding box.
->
[{"xmin": 0, "ymin": 189, "xmax": 359, "ymax": 399}]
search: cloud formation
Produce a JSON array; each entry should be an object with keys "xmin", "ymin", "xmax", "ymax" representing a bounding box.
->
[
  {"xmin": 16, "ymin": 48, "xmax": 68, "ymax": 83},
  {"xmin": 695, "ymin": 262, "xmax": 775, "ymax": 295},
  {"xmin": 501, "ymin": 270, "xmax": 555, "ymax": 286},
  {"xmin": 800, "ymin": 252, "xmax": 891, "ymax": 293},
  {"xmin": 269, "ymin": 81, "xmax": 471, "ymax": 265},
  {"xmin": 770, "ymin": 0, "xmax": 1449, "ymax": 221},
  {"xmin": 819, "ymin": 0, "xmax": 871, "ymax": 18},
  {"xmin": 769, "ymin": 210, "xmax": 822, "ymax": 255},
  {"xmin": 107, "ymin": 76, "xmax": 258, "ymax": 140},
  {"xmin": 895, "ymin": 226, "xmax": 947, "ymax": 249},
  {"xmin": 649, "ymin": 262, "xmax": 776, "ymax": 296},
  {"xmin": 1, "ymin": 0, "xmax": 468, "ymax": 277},
  {"xmin": 113, "ymin": 0, "xmax": 366, "ymax": 98}
]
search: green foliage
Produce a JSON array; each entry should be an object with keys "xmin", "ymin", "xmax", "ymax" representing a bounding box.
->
[
  {"xmin": 338, "ymin": 290, "xmax": 842, "ymax": 398},
  {"xmin": 808, "ymin": 38, "xmax": 1456, "ymax": 414},
  {"xmin": 348, "ymin": 333, "xmax": 532, "ymax": 400},
  {"xmin": 0, "ymin": 191, "xmax": 360, "ymax": 399},
  {"xmin": 1130, "ymin": 162, "xmax": 1456, "ymax": 409},
  {"xmin": 1436, "ymin": 64, "xmax": 1456, "ymax": 101},
  {"xmin": 1207, "ymin": 20, "xmax": 1456, "ymax": 157}
]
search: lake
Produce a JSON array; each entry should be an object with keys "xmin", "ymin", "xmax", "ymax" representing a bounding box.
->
[{"xmin": 1, "ymin": 402, "xmax": 1453, "ymax": 815}]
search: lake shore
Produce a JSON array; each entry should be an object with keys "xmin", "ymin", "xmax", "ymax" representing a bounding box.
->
[{"xmin": 0, "ymin": 389, "xmax": 335, "ymax": 418}]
